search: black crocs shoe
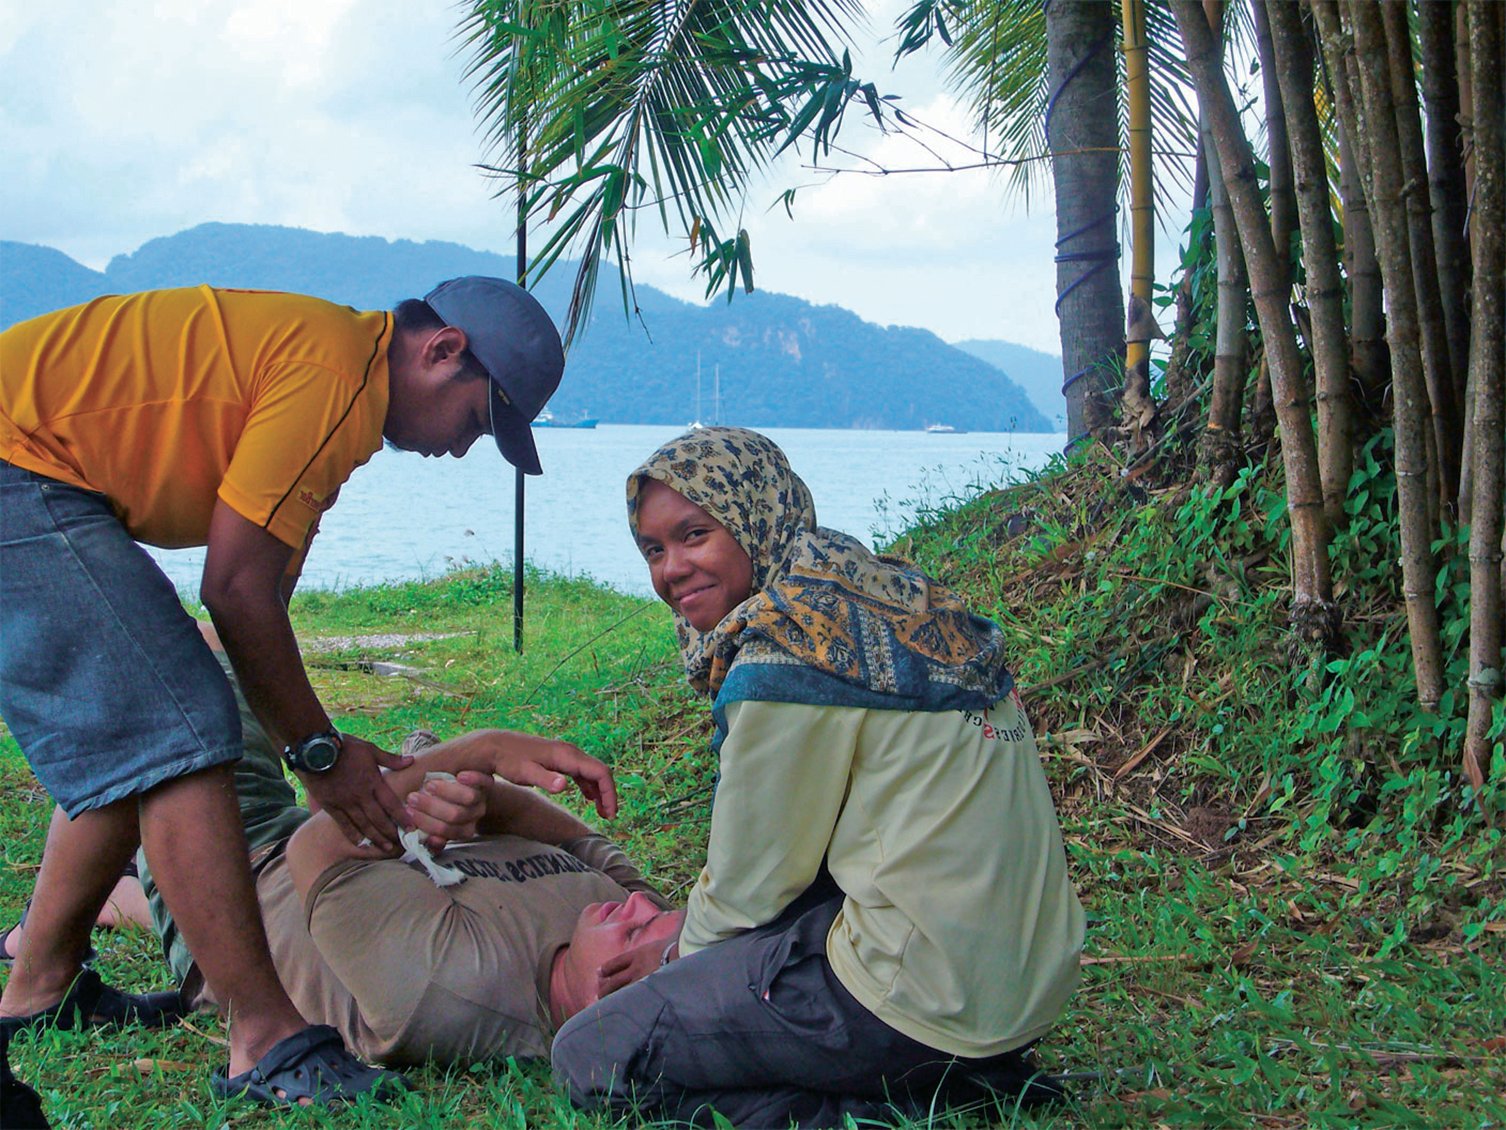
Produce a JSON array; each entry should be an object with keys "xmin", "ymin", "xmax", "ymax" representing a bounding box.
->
[{"xmin": 0, "ymin": 969, "xmax": 184, "ymax": 1038}]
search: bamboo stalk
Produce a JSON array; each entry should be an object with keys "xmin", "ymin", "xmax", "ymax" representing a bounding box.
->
[
  {"xmin": 1120, "ymin": 0, "xmax": 1158, "ymax": 453},
  {"xmin": 1266, "ymin": 0, "xmax": 1352, "ymax": 529},
  {"xmin": 1173, "ymin": 0, "xmax": 1336, "ymax": 646},
  {"xmin": 1382, "ymin": 0, "xmax": 1459, "ymax": 510},
  {"xmin": 1314, "ymin": 5, "xmax": 1387, "ymax": 432},
  {"xmin": 1247, "ymin": 0, "xmax": 1292, "ymax": 450},
  {"xmin": 1196, "ymin": 0, "xmax": 1249, "ymax": 490},
  {"xmin": 1417, "ymin": 0, "xmax": 1474, "ymax": 424},
  {"xmin": 1462, "ymin": 0, "xmax": 1504, "ymax": 790},
  {"xmin": 1344, "ymin": 0, "xmax": 1446, "ymax": 711}
]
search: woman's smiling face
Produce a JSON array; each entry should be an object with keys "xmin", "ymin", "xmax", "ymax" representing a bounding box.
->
[{"xmin": 633, "ymin": 479, "xmax": 755, "ymax": 631}]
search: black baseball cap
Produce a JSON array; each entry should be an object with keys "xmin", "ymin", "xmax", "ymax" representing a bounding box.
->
[{"xmin": 424, "ymin": 276, "xmax": 565, "ymax": 474}]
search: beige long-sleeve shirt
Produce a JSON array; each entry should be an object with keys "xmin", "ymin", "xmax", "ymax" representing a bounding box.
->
[{"xmin": 680, "ymin": 692, "xmax": 1084, "ymax": 1058}]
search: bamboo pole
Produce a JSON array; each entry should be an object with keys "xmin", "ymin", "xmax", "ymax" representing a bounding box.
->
[
  {"xmin": 1120, "ymin": 0, "xmax": 1158, "ymax": 452},
  {"xmin": 1266, "ymin": 0, "xmax": 1352, "ymax": 530},
  {"xmin": 1173, "ymin": 0, "xmax": 1336, "ymax": 645},
  {"xmin": 1417, "ymin": 0, "xmax": 1473, "ymax": 422},
  {"xmin": 1314, "ymin": 5, "xmax": 1386, "ymax": 433},
  {"xmin": 1196, "ymin": 0, "xmax": 1249, "ymax": 490},
  {"xmin": 1246, "ymin": 0, "xmax": 1290, "ymax": 449},
  {"xmin": 1463, "ymin": 0, "xmax": 1504, "ymax": 790},
  {"xmin": 1343, "ymin": 0, "xmax": 1446, "ymax": 711},
  {"xmin": 1382, "ymin": 0, "xmax": 1459, "ymax": 511}
]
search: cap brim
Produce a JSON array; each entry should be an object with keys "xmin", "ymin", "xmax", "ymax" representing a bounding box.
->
[{"xmin": 490, "ymin": 385, "xmax": 543, "ymax": 475}]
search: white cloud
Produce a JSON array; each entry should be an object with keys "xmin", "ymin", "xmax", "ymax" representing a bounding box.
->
[{"xmin": 0, "ymin": 1, "xmax": 1074, "ymax": 353}]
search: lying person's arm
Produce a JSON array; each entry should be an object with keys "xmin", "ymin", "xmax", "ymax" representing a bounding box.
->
[
  {"xmin": 286, "ymin": 729, "xmax": 615, "ymax": 899},
  {"xmin": 467, "ymin": 776, "xmax": 596, "ymax": 844}
]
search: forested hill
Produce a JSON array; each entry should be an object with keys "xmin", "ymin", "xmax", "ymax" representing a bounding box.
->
[
  {"xmin": 952, "ymin": 338, "xmax": 1066, "ymax": 429},
  {"xmin": 0, "ymin": 224, "xmax": 1053, "ymax": 433}
]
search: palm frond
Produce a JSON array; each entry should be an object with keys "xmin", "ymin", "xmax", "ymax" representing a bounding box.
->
[{"xmin": 459, "ymin": 0, "xmax": 867, "ymax": 341}]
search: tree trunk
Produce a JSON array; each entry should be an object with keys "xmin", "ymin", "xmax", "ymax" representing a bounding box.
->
[
  {"xmin": 1267, "ymin": 0, "xmax": 1352, "ymax": 529},
  {"xmin": 1120, "ymin": 0, "xmax": 1158, "ymax": 452},
  {"xmin": 1417, "ymin": 0, "xmax": 1473, "ymax": 421},
  {"xmin": 1174, "ymin": 0, "xmax": 1336, "ymax": 645},
  {"xmin": 1344, "ymin": 0, "xmax": 1446, "ymax": 711},
  {"xmin": 1047, "ymin": 0, "xmax": 1125, "ymax": 445},
  {"xmin": 1463, "ymin": 0, "xmax": 1504, "ymax": 790},
  {"xmin": 1382, "ymin": 0, "xmax": 1459, "ymax": 511}
]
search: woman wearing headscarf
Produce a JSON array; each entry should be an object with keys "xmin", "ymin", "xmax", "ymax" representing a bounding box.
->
[{"xmin": 553, "ymin": 428, "xmax": 1084, "ymax": 1127}]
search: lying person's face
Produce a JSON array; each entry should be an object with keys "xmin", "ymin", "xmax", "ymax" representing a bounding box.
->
[
  {"xmin": 559, "ymin": 891, "xmax": 685, "ymax": 1012},
  {"xmin": 634, "ymin": 479, "xmax": 755, "ymax": 631}
]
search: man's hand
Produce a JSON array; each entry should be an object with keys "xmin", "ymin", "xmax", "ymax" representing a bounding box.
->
[
  {"xmin": 407, "ymin": 770, "xmax": 489, "ymax": 851},
  {"xmin": 298, "ymin": 734, "xmax": 413, "ymax": 850}
]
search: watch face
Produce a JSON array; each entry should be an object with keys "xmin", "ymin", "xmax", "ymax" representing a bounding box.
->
[{"xmin": 299, "ymin": 734, "xmax": 340, "ymax": 773}]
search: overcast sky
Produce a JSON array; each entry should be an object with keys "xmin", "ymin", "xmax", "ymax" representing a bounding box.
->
[{"xmin": 0, "ymin": 1, "xmax": 1139, "ymax": 356}]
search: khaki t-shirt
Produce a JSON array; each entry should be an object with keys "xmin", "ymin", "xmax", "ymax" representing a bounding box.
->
[{"xmin": 256, "ymin": 834, "xmax": 666, "ymax": 1065}]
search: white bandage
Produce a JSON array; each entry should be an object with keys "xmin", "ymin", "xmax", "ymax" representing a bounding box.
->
[{"xmin": 398, "ymin": 772, "xmax": 468, "ymax": 888}]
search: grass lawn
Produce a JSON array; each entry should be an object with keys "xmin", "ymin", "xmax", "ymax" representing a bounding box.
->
[{"xmin": 4, "ymin": 504, "xmax": 1504, "ymax": 1128}]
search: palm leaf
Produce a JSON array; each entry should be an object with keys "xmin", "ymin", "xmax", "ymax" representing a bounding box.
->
[{"xmin": 459, "ymin": 0, "xmax": 864, "ymax": 341}]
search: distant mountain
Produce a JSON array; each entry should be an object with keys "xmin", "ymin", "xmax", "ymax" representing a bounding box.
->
[
  {"xmin": 952, "ymin": 339, "xmax": 1065, "ymax": 429},
  {"xmin": 1, "ymin": 242, "xmax": 119, "ymax": 326},
  {"xmin": 1, "ymin": 224, "xmax": 1052, "ymax": 433}
]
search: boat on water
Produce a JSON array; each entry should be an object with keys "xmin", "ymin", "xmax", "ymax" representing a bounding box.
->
[
  {"xmin": 925, "ymin": 422, "xmax": 968, "ymax": 435},
  {"xmin": 531, "ymin": 408, "xmax": 599, "ymax": 429},
  {"xmin": 687, "ymin": 356, "xmax": 721, "ymax": 431}
]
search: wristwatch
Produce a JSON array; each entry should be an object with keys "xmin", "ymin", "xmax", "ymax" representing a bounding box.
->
[{"xmin": 283, "ymin": 729, "xmax": 343, "ymax": 774}]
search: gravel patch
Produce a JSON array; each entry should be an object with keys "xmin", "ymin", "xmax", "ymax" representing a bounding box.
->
[{"xmin": 301, "ymin": 631, "xmax": 465, "ymax": 653}]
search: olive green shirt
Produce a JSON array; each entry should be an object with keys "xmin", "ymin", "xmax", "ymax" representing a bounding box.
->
[{"xmin": 681, "ymin": 692, "xmax": 1084, "ymax": 1058}]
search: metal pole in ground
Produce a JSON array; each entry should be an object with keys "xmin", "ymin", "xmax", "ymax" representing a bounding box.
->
[{"xmin": 513, "ymin": 118, "xmax": 528, "ymax": 654}]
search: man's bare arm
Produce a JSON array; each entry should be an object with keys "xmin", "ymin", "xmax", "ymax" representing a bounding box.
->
[{"xmin": 201, "ymin": 500, "xmax": 410, "ymax": 850}]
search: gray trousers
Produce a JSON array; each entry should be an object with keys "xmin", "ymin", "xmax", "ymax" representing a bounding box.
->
[{"xmin": 551, "ymin": 890, "xmax": 1060, "ymax": 1129}]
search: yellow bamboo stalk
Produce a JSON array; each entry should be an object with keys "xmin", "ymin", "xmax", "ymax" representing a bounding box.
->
[{"xmin": 1120, "ymin": 0, "xmax": 1158, "ymax": 448}]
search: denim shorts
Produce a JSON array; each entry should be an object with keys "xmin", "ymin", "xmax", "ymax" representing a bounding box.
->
[{"xmin": 0, "ymin": 461, "xmax": 241, "ymax": 816}]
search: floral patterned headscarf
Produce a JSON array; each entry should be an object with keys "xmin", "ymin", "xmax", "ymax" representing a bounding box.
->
[{"xmin": 627, "ymin": 427, "xmax": 1013, "ymax": 708}]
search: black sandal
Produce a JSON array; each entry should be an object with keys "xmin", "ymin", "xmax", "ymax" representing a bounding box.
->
[
  {"xmin": 0, "ymin": 969, "xmax": 184, "ymax": 1037},
  {"xmin": 210, "ymin": 1025, "xmax": 409, "ymax": 1107}
]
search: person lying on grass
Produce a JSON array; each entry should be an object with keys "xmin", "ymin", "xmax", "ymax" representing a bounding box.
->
[
  {"xmin": 552, "ymin": 427, "xmax": 1086, "ymax": 1128},
  {"xmin": 4, "ymin": 626, "xmax": 678, "ymax": 1105},
  {"xmin": 151, "ymin": 632, "xmax": 680, "ymax": 1073}
]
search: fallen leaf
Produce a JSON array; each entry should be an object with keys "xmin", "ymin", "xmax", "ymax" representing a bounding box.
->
[
  {"xmin": 1229, "ymin": 941, "xmax": 1258, "ymax": 968},
  {"xmin": 1113, "ymin": 726, "xmax": 1172, "ymax": 781},
  {"xmin": 1120, "ymin": 1088, "xmax": 1174, "ymax": 1104},
  {"xmin": 133, "ymin": 1059, "xmax": 194, "ymax": 1076}
]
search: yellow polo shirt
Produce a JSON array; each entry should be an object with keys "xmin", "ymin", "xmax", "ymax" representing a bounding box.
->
[{"xmin": 0, "ymin": 286, "xmax": 390, "ymax": 549}]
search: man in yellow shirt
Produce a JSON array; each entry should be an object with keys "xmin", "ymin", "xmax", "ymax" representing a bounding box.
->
[{"xmin": 0, "ymin": 278, "xmax": 566, "ymax": 1108}]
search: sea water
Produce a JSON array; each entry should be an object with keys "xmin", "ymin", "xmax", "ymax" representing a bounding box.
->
[{"xmin": 146, "ymin": 425, "xmax": 1066, "ymax": 597}]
